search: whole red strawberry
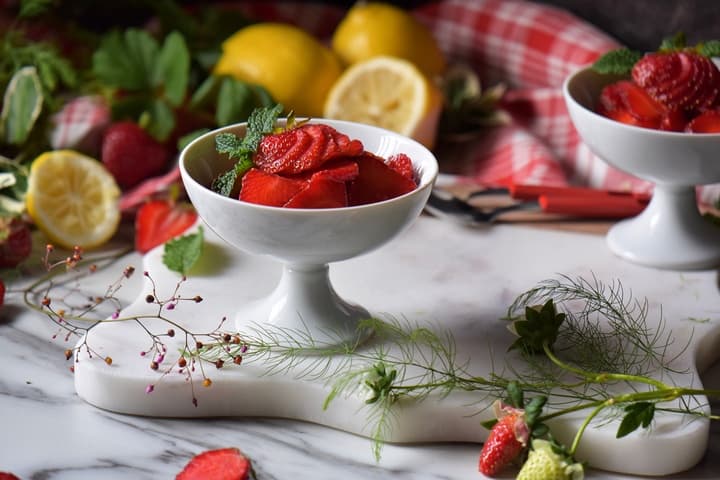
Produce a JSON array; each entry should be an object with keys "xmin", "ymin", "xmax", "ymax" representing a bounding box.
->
[
  {"xmin": 631, "ymin": 50, "xmax": 720, "ymax": 114},
  {"xmin": 102, "ymin": 121, "xmax": 171, "ymax": 189},
  {"xmin": 176, "ymin": 447, "xmax": 251, "ymax": 480},
  {"xmin": 0, "ymin": 216, "xmax": 32, "ymax": 269},
  {"xmin": 478, "ymin": 403, "xmax": 530, "ymax": 477}
]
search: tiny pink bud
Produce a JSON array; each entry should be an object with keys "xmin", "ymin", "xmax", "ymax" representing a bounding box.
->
[{"xmin": 145, "ymin": 384, "xmax": 154, "ymax": 394}]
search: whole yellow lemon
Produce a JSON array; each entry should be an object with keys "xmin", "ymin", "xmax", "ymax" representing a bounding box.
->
[
  {"xmin": 331, "ymin": 2, "xmax": 446, "ymax": 78},
  {"xmin": 214, "ymin": 23, "xmax": 342, "ymax": 117}
]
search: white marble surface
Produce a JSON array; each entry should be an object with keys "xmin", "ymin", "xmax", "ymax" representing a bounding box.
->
[{"xmin": 2, "ymin": 216, "xmax": 720, "ymax": 479}]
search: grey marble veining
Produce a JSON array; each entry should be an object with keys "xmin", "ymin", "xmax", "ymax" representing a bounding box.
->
[{"xmin": 1, "ymin": 217, "xmax": 720, "ymax": 479}]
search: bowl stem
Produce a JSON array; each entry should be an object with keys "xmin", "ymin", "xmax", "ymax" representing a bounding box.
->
[
  {"xmin": 606, "ymin": 185, "xmax": 720, "ymax": 269},
  {"xmin": 234, "ymin": 263, "xmax": 372, "ymax": 346}
]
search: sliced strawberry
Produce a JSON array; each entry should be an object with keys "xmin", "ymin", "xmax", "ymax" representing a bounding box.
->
[
  {"xmin": 176, "ymin": 447, "xmax": 251, "ymax": 480},
  {"xmin": 309, "ymin": 158, "xmax": 360, "ymax": 182},
  {"xmin": 596, "ymin": 81, "xmax": 664, "ymax": 129},
  {"xmin": 239, "ymin": 168, "xmax": 308, "ymax": 207},
  {"xmin": 685, "ymin": 108, "xmax": 720, "ymax": 133},
  {"xmin": 347, "ymin": 153, "xmax": 418, "ymax": 206},
  {"xmin": 659, "ymin": 109, "xmax": 688, "ymax": 131},
  {"xmin": 135, "ymin": 199, "xmax": 198, "ymax": 254},
  {"xmin": 284, "ymin": 175, "xmax": 348, "ymax": 208},
  {"xmin": 632, "ymin": 51, "xmax": 720, "ymax": 114},
  {"xmin": 255, "ymin": 124, "xmax": 363, "ymax": 175},
  {"xmin": 386, "ymin": 153, "xmax": 415, "ymax": 180}
]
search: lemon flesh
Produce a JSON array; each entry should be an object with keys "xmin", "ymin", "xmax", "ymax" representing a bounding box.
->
[
  {"xmin": 214, "ymin": 22, "xmax": 342, "ymax": 117},
  {"xmin": 331, "ymin": 2, "xmax": 446, "ymax": 78},
  {"xmin": 324, "ymin": 56, "xmax": 442, "ymax": 149},
  {"xmin": 26, "ymin": 150, "xmax": 121, "ymax": 249}
]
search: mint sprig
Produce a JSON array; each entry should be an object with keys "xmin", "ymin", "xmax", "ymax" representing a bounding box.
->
[
  {"xmin": 211, "ymin": 104, "xmax": 283, "ymax": 197},
  {"xmin": 592, "ymin": 48, "xmax": 642, "ymax": 75}
]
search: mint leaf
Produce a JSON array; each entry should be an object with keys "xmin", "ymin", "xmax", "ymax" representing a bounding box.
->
[
  {"xmin": 592, "ymin": 48, "xmax": 642, "ymax": 75},
  {"xmin": 156, "ymin": 31, "xmax": 189, "ymax": 107},
  {"xmin": 659, "ymin": 32, "xmax": 686, "ymax": 52},
  {"xmin": 163, "ymin": 226, "xmax": 204, "ymax": 275},
  {"xmin": 211, "ymin": 104, "xmax": 283, "ymax": 196},
  {"xmin": 698, "ymin": 40, "xmax": 720, "ymax": 58}
]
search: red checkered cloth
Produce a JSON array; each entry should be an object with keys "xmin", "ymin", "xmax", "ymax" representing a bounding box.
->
[{"xmin": 49, "ymin": 0, "xmax": 720, "ymax": 207}]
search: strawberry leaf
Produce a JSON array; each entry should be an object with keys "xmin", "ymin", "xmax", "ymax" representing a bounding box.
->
[
  {"xmin": 93, "ymin": 29, "xmax": 158, "ymax": 91},
  {"xmin": 592, "ymin": 48, "xmax": 642, "ymax": 75},
  {"xmin": 163, "ymin": 226, "xmax": 204, "ymax": 275},
  {"xmin": 0, "ymin": 66, "xmax": 43, "ymax": 145},
  {"xmin": 155, "ymin": 31, "xmax": 189, "ymax": 107}
]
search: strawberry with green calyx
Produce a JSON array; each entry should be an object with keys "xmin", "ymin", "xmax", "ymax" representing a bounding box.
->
[
  {"xmin": 478, "ymin": 400, "xmax": 530, "ymax": 476},
  {"xmin": 517, "ymin": 439, "xmax": 584, "ymax": 480}
]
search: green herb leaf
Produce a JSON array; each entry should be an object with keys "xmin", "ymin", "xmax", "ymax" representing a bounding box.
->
[
  {"xmin": 698, "ymin": 40, "xmax": 720, "ymax": 58},
  {"xmin": 592, "ymin": 48, "xmax": 642, "ymax": 75},
  {"xmin": 18, "ymin": 0, "xmax": 54, "ymax": 17},
  {"xmin": 155, "ymin": 31, "xmax": 189, "ymax": 107},
  {"xmin": 211, "ymin": 104, "xmax": 283, "ymax": 196},
  {"xmin": 508, "ymin": 299, "xmax": 565, "ymax": 354},
  {"xmin": 92, "ymin": 29, "xmax": 158, "ymax": 91},
  {"xmin": 163, "ymin": 226, "xmax": 204, "ymax": 275},
  {"xmin": 617, "ymin": 402, "xmax": 655, "ymax": 438},
  {"xmin": 1, "ymin": 66, "xmax": 43, "ymax": 145},
  {"xmin": 659, "ymin": 32, "xmax": 686, "ymax": 52},
  {"xmin": 145, "ymin": 98, "xmax": 175, "ymax": 142}
]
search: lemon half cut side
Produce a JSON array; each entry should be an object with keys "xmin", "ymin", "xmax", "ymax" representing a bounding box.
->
[
  {"xmin": 323, "ymin": 56, "xmax": 442, "ymax": 149},
  {"xmin": 27, "ymin": 150, "xmax": 121, "ymax": 250}
]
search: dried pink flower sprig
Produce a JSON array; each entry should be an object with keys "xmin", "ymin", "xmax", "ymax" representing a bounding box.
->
[{"xmin": 24, "ymin": 244, "xmax": 248, "ymax": 406}]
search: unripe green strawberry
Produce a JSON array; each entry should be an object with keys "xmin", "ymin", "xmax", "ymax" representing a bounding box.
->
[{"xmin": 517, "ymin": 440, "xmax": 584, "ymax": 480}]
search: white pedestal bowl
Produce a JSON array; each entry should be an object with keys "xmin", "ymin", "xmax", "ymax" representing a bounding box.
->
[
  {"xmin": 179, "ymin": 119, "xmax": 438, "ymax": 345},
  {"xmin": 564, "ymin": 66, "xmax": 720, "ymax": 270}
]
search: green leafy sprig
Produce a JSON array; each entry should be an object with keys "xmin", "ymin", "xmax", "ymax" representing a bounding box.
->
[
  {"xmin": 592, "ymin": 31, "xmax": 720, "ymax": 75},
  {"xmin": 211, "ymin": 103, "xmax": 283, "ymax": 196}
]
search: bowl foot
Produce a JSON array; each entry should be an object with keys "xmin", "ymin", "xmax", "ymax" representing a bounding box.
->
[
  {"xmin": 234, "ymin": 263, "xmax": 372, "ymax": 346},
  {"xmin": 607, "ymin": 186, "xmax": 720, "ymax": 269}
]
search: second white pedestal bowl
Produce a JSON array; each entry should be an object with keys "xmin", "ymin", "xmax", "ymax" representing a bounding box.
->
[{"xmin": 564, "ymin": 66, "xmax": 720, "ymax": 270}]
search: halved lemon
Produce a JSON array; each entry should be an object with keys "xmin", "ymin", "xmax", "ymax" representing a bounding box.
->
[
  {"xmin": 26, "ymin": 150, "xmax": 121, "ymax": 249},
  {"xmin": 323, "ymin": 56, "xmax": 442, "ymax": 149}
]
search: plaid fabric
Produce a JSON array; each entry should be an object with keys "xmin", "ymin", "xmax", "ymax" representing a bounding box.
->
[{"xmin": 49, "ymin": 0, "xmax": 720, "ymax": 207}]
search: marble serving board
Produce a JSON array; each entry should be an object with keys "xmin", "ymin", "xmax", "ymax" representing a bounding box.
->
[{"xmin": 73, "ymin": 215, "xmax": 720, "ymax": 477}]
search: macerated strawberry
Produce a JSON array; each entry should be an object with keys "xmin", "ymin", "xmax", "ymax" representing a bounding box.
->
[
  {"xmin": 309, "ymin": 158, "xmax": 360, "ymax": 182},
  {"xmin": 478, "ymin": 412, "xmax": 528, "ymax": 476},
  {"xmin": 239, "ymin": 168, "xmax": 308, "ymax": 206},
  {"xmin": 135, "ymin": 199, "xmax": 198, "ymax": 254},
  {"xmin": 284, "ymin": 174, "xmax": 348, "ymax": 208},
  {"xmin": 386, "ymin": 153, "xmax": 415, "ymax": 180},
  {"xmin": 632, "ymin": 51, "xmax": 720, "ymax": 114},
  {"xmin": 176, "ymin": 447, "xmax": 251, "ymax": 480},
  {"xmin": 659, "ymin": 109, "xmax": 688, "ymax": 131},
  {"xmin": 685, "ymin": 108, "xmax": 720, "ymax": 132},
  {"xmin": 255, "ymin": 124, "xmax": 363, "ymax": 175},
  {"xmin": 102, "ymin": 121, "xmax": 171, "ymax": 189},
  {"xmin": 596, "ymin": 81, "xmax": 666, "ymax": 129},
  {"xmin": 347, "ymin": 153, "xmax": 417, "ymax": 206},
  {"xmin": 0, "ymin": 216, "xmax": 32, "ymax": 269}
]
